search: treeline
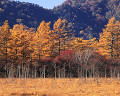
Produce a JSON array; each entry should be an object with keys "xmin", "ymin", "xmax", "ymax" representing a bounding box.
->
[{"xmin": 0, "ymin": 17, "xmax": 120, "ymax": 79}]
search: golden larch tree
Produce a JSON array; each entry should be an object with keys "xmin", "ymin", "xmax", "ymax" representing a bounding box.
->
[
  {"xmin": 52, "ymin": 18, "xmax": 72, "ymax": 56},
  {"xmin": 35, "ymin": 21, "xmax": 52, "ymax": 60},
  {"xmin": 98, "ymin": 17, "xmax": 120, "ymax": 58},
  {"xmin": 0, "ymin": 20, "xmax": 12, "ymax": 65}
]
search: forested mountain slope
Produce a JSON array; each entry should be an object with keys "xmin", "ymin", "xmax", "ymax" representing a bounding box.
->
[
  {"xmin": 53, "ymin": 0, "xmax": 120, "ymax": 39},
  {"xmin": 0, "ymin": 0, "xmax": 58, "ymax": 28}
]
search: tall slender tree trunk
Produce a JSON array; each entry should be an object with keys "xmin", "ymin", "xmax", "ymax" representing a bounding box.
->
[
  {"xmin": 39, "ymin": 68, "xmax": 41, "ymax": 78},
  {"xmin": 58, "ymin": 68, "xmax": 60, "ymax": 79},
  {"xmin": 105, "ymin": 68, "xmax": 106, "ymax": 78},
  {"xmin": 113, "ymin": 67, "xmax": 116, "ymax": 78},
  {"xmin": 43, "ymin": 65, "xmax": 46, "ymax": 81},
  {"xmin": 78, "ymin": 66, "xmax": 80, "ymax": 78},
  {"xmin": 69, "ymin": 62, "xmax": 71, "ymax": 79},
  {"xmin": 93, "ymin": 67, "xmax": 95, "ymax": 82},
  {"xmin": 18, "ymin": 65, "xmax": 21, "ymax": 78},
  {"xmin": 22, "ymin": 60, "xmax": 24, "ymax": 78},
  {"xmin": 117, "ymin": 71, "xmax": 119, "ymax": 81},
  {"xmin": 34, "ymin": 65, "xmax": 37, "ymax": 78},
  {"xmin": 30, "ymin": 52, "xmax": 32, "ymax": 78},
  {"xmin": 111, "ymin": 67, "xmax": 113, "ymax": 81},
  {"xmin": 5, "ymin": 65, "xmax": 8, "ymax": 78},
  {"xmin": 85, "ymin": 69, "xmax": 87, "ymax": 81},
  {"xmin": 64, "ymin": 64, "xmax": 65, "ymax": 78},
  {"xmin": 83, "ymin": 69, "xmax": 84, "ymax": 79},
  {"xmin": 54, "ymin": 63, "xmax": 56, "ymax": 79}
]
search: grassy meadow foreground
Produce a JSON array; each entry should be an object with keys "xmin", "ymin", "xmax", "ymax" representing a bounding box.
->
[{"xmin": 0, "ymin": 78, "xmax": 120, "ymax": 96}]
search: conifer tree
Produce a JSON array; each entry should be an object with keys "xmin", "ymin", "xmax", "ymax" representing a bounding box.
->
[
  {"xmin": 35, "ymin": 21, "xmax": 52, "ymax": 60},
  {"xmin": 0, "ymin": 20, "xmax": 12, "ymax": 77},
  {"xmin": 52, "ymin": 18, "xmax": 71, "ymax": 56},
  {"xmin": 98, "ymin": 17, "xmax": 120, "ymax": 58},
  {"xmin": 10, "ymin": 24, "xmax": 33, "ymax": 78},
  {"xmin": 0, "ymin": 20, "xmax": 11, "ymax": 63}
]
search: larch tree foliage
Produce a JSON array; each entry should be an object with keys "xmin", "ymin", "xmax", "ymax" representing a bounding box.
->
[
  {"xmin": 34, "ymin": 21, "xmax": 52, "ymax": 79},
  {"xmin": 12, "ymin": 24, "xmax": 31, "ymax": 62},
  {"xmin": 71, "ymin": 37, "xmax": 97, "ymax": 51},
  {"xmin": 98, "ymin": 17, "xmax": 120, "ymax": 58},
  {"xmin": 10, "ymin": 24, "xmax": 22, "ymax": 64},
  {"xmin": 35, "ymin": 21, "xmax": 52, "ymax": 61},
  {"xmin": 25, "ymin": 27, "xmax": 36, "ymax": 78},
  {"xmin": 52, "ymin": 18, "xmax": 72, "ymax": 56},
  {"xmin": 27, "ymin": 28, "xmax": 36, "ymax": 67},
  {"xmin": 73, "ymin": 38, "xmax": 87, "ymax": 50},
  {"xmin": 10, "ymin": 24, "xmax": 34, "ymax": 78},
  {"xmin": 9, "ymin": 24, "xmax": 23, "ymax": 78},
  {"xmin": 0, "ymin": 20, "xmax": 12, "ymax": 76}
]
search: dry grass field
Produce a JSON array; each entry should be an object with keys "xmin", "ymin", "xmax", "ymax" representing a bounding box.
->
[{"xmin": 0, "ymin": 78, "xmax": 120, "ymax": 96}]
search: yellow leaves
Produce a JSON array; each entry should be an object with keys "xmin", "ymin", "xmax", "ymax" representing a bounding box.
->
[
  {"xmin": 35, "ymin": 21, "xmax": 52, "ymax": 58},
  {"xmin": 52, "ymin": 18, "xmax": 72, "ymax": 56},
  {"xmin": 8, "ymin": 24, "xmax": 36, "ymax": 62},
  {"xmin": 98, "ymin": 17, "xmax": 120, "ymax": 57},
  {"xmin": 53, "ymin": 18, "xmax": 68, "ymax": 34},
  {"xmin": 0, "ymin": 20, "xmax": 11, "ymax": 41},
  {"xmin": 108, "ymin": 17, "xmax": 115, "ymax": 24},
  {"xmin": 0, "ymin": 20, "xmax": 12, "ymax": 60}
]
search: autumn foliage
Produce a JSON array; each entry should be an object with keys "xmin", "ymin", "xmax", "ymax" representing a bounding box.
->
[{"xmin": 0, "ymin": 17, "xmax": 119, "ymax": 79}]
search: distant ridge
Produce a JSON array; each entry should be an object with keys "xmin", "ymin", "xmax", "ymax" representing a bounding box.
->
[
  {"xmin": 0, "ymin": 0, "xmax": 58, "ymax": 28},
  {"xmin": 53, "ymin": 0, "xmax": 120, "ymax": 39}
]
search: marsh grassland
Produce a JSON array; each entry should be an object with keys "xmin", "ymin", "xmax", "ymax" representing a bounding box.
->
[{"xmin": 0, "ymin": 78, "xmax": 120, "ymax": 96}]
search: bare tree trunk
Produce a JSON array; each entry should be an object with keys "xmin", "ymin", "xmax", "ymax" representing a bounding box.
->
[
  {"xmin": 26, "ymin": 69, "xmax": 29, "ymax": 78},
  {"xmin": 117, "ymin": 72, "xmax": 119, "ymax": 81},
  {"xmin": 113, "ymin": 67, "xmax": 116, "ymax": 78},
  {"xmin": 83, "ymin": 69, "xmax": 84, "ymax": 79},
  {"xmin": 81, "ymin": 67, "xmax": 82, "ymax": 78},
  {"xmin": 54, "ymin": 63, "xmax": 56, "ymax": 79},
  {"xmin": 85, "ymin": 69, "xmax": 87, "ymax": 81},
  {"xmin": 39, "ymin": 68, "xmax": 41, "ymax": 78},
  {"xmin": 5, "ymin": 65, "xmax": 9, "ymax": 78},
  {"xmin": 58, "ymin": 68, "xmax": 60, "ymax": 79},
  {"xmin": 5, "ymin": 65, "xmax": 7, "ymax": 78},
  {"xmin": 8, "ymin": 69, "xmax": 10, "ymax": 78},
  {"xmin": 24, "ymin": 67, "xmax": 26, "ymax": 78},
  {"xmin": 78, "ymin": 66, "xmax": 80, "ymax": 78},
  {"xmin": 9, "ymin": 64, "xmax": 12, "ymax": 78},
  {"xmin": 32, "ymin": 70, "xmax": 34, "ymax": 78},
  {"xmin": 22, "ymin": 60, "xmax": 24, "ymax": 78},
  {"xmin": 64, "ymin": 64, "xmax": 65, "ymax": 78},
  {"xmin": 34, "ymin": 65, "xmax": 37, "ymax": 78},
  {"xmin": 111, "ymin": 68, "xmax": 113, "ymax": 81},
  {"xmin": 93, "ymin": 67, "xmax": 95, "ymax": 82},
  {"xmin": 105, "ymin": 68, "xmax": 106, "ymax": 78},
  {"xmin": 18, "ymin": 65, "xmax": 21, "ymax": 79},
  {"xmin": 69, "ymin": 63, "xmax": 71, "ymax": 79},
  {"xmin": 90, "ymin": 67, "xmax": 92, "ymax": 78},
  {"xmin": 97, "ymin": 70, "xmax": 99, "ymax": 85},
  {"xmin": 43, "ymin": 65, "xmax": 46, "ymax": 81}
]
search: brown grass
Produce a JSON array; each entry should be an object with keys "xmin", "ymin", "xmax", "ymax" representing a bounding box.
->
[{"xmin": 0, "ymin": 78, "xmax": 120, "ymax": 96}]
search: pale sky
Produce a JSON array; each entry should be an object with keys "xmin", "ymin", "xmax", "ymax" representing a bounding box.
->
[{"xmin": 17, "ymin": 0, "xmax": 66, "ymax": 9}]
